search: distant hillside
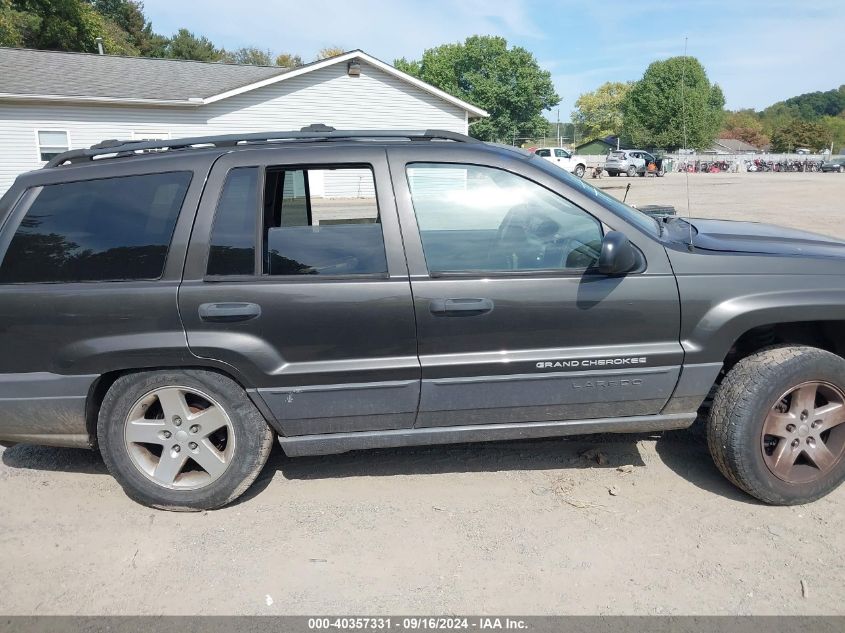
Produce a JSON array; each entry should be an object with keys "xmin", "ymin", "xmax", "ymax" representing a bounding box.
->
[{"xmin": 766, "ymin": 85, "xmax": 845, "ymax": 119}]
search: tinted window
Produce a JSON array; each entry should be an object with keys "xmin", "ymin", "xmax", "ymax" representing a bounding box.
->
[
  {"xmin": 207, "ymin": 167, "xmax": 258, "ymax": 276},
  {"xmin": 535, "ymin": 149, "xmax": 551, "ymax": 157},
  {"xmin": 406, "ymin": 163, "xmax": 603, "ymax": 274},
  {"xmin": 262, "ymin": 166, "xmax": 387, "ymax": 276},
  {"xmin": 0, "ymin": 171, "xmax": 191, "ymax": 284}
]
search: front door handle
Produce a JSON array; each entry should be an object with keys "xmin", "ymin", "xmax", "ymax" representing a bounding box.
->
[
  {"xmin": 198, "ymin": 302, "xmax": 261, "ymax": 323},
  {"xmin": 429, "ymin": 298, "xmax": 494, "ymax": 316}
]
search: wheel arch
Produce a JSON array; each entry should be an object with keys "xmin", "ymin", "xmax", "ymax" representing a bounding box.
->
[
  {"xmin": 683, "ymin": 289, "xmax": 845, "ymax": 366},
  {"xmin": 84, "ymin": 363, "xmax": 268, "ymax": 448}
]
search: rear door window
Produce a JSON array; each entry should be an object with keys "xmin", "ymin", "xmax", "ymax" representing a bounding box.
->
[
  {"xmin": 0, "ymin": 171, "xmax": 191, "ymax": 283},
  {"xmin": 205, "ymin": 165, "xmax": 388, "ymax": 277}
]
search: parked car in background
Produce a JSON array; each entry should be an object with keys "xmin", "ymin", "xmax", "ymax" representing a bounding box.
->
[
  {"xmin": 534, "ymin": 147, "xmax": 587, "ymax": 178},
  {"xmin": 821, "ymin": 157, "xmax": 845, "ymax": 173},
  {"xmin": 604, "ymin": 149, "xmax": 665, "ymax": 177}
]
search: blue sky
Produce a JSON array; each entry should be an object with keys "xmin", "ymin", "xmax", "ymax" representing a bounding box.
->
[{"xmin": 142, "ymin": 1, "xmax": 844, "ymax": 119}]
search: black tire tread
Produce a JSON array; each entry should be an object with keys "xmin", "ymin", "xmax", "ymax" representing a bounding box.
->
[
  {"xmin": 97, "ymin": 369, "xmax": 274, "ymax": 511},
  {"xmin": 707, "ymin": 345, "xmax": 844, "ymax": 505}
]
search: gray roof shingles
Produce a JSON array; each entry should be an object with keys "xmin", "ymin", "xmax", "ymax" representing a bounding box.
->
[{"xmin": 0, "ymin": 47, "xmax": 289, "ymax": 101}]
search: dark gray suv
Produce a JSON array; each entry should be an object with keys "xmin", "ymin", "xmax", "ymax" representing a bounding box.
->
[{"xmin": 2, "ymin": 128, "xmax": 845, "ymax": 510}]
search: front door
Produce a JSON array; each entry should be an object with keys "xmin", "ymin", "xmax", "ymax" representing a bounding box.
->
[
  {"xmin": 179, "ymin": 145, "xmax": 419, "ymax": 436},
  {"xmin": 387, "ymin": 145, "xmax": 683, "ymax": 428}
]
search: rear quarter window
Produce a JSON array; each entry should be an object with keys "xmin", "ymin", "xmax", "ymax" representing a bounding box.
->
[{"xmin": 0, "ymin": 171, "xmax": 192, "ymax": 284}]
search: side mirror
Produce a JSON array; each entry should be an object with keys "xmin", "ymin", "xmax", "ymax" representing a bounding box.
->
[{"xmin": 598, "ymin": 231, "xmax": 637, "ymax": 275}]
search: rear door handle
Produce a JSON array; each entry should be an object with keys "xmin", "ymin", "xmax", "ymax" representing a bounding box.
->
[
  {"xmin": 429, "ymin": 298, "xmax": 494, "ymax": 316},
  {"xmin": 198, "ymin": 302, "xmax": 261, "ymax": 323}
]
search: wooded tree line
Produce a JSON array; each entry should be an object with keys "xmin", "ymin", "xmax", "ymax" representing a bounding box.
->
[
  {"xmin": 573, "ymin": 62, "xmax": 845, "ymax": 153},
  {"xmin": 0, "ymin": 0, "xmax": 341, "ymax": 66}
]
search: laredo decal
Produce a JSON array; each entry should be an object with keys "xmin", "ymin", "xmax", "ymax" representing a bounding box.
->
[
  {"xmin": 572, "ymin": 378, "xmax": 643, "ymax": 389},
  {"xmin": 536, "ymin": 357, "xmax": 648, "ymax": 369}
]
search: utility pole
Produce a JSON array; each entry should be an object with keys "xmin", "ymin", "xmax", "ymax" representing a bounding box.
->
[{"xmin": 556, "ymin": 109, "xmax": 561, "ymax": 147}]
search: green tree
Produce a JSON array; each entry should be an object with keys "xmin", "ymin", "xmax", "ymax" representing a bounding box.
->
[
  {"xmin": 90, "ymin": 0, "xmax": 167, "ymax": 56},
  {"xmin": 821, "ymin": 114, "xmax": 845, "ymax": 153},
  {"xmin": 316, "ymin": 45, "xmax": 344, "ymax": 60},
  {"xmin": 0, "ymin": 0, "xmax": 40, "ymax": 47},
  {"xmin": 275, "ymin": 52, "xmax": 303, "ymax": 68},
  {"xmin": 571, "ymin": 81, "xmax": 632, "ymax": 140},
  {"xmin": 221, "ymin": 46, "xmax": 273, "ymax": 65},
  {"xmin": 395, "ymin": 35, "xmax": 559, "ymax": 142},
  {"xmin": 11, "ymin": 0, "xmax": 103, "ymax": 51},
  {"xmin": 166, "ymin": 28, "xmax": 220, "ymax": 61},
  {"xmin": 622, "ymin": 56, "xmax": 725, "ymax": 150},
  {"xmin": 770, "ymin": 119, "xmax": 831, "ymax": 152},
  {"xmin": 721, "ymin": 109, "xmax": 769, "ymax": 148}
]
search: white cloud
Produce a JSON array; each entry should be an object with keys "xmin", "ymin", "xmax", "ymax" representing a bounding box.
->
[{"xmin": 142, "ymin": 0, "xmax": 541, "ymax": 61}]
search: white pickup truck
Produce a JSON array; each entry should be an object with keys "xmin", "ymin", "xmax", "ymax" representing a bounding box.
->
[{"xmin": 533, "ymin": 147, "xmax": 587, "ymax": 178}]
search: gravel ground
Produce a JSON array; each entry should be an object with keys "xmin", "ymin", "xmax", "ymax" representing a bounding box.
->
[
  {"xmin": 595, "ymin": 171, "xmax": 845, "ymax": 239},
  {"xmin": 1, "ymin": 171, "xmax": 844, "ymax": 615}
]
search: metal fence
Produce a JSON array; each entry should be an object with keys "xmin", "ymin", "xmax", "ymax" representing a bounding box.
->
[{"xmin": 573, "ymin": 152, "xmax": 829, "ymax": 173}]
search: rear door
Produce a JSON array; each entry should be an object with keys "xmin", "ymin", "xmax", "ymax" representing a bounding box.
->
[
  {"xmin": 179, "ymin": 145, "xmax": 419, "ymax": 437},
  {"xmin": 387, "ymin": 145, "xmax": 682, "ymax": 428}
]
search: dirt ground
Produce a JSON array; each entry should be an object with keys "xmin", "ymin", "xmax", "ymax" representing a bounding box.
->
[{"xmin": 1, "ymin": 172, "xmax": 844, "ymax": 616}]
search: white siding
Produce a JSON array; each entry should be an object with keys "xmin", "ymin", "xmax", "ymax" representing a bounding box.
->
[{"xmin": 0, "ymin": 60, "xmax": 468, "ymax": 195}]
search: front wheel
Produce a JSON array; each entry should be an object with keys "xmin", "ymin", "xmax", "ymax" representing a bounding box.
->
[
  {"xmin": 573, "ymin": 164, "xmax": 586, "ymax": 178},
  {"xmin": 98, "ymin": 369, "xmax": 274, "ymax": 511},
  {"xmin": 707, "ymin": 346, "xmax": 845, "ymax": 505}
]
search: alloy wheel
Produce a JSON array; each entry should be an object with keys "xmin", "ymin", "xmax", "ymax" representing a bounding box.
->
[
  {"xmin": 762, "ymin": 381, "xmax": 845, "ymax": 483},
  {"xmin": 123, "ymin": 386, "xmax": 236, "ymax": 490}
]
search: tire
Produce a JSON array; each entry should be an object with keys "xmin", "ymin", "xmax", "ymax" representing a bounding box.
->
[
  {"xmin": 98, "ymin": 369, "xmax": 274, "ymax": 511},
  {"xmin": 657, "ymin": 169, "xmax": 665, "ymax": 177},
  {"xmin": 626, "ymin": 165, "xmax": 637, "ymax": 177},
  {"xmin": 707, "ymin": 346, "xmax": 845, "ymax": 505},
  {"xmin": 573, "ymin": 164, "xmax": 586, "ymax": 178}
]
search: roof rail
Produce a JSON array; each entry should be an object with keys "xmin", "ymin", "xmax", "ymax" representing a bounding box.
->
[{"xmin": 44, "ymin": 125, "xmax": 481, "ymax": 168}]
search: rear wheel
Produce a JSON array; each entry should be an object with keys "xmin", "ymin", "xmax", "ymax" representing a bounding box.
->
[
  {"xmin": 98, "ymin": 369, "xmax": 274, "ymax": 511},
  {"xmin": 707, "ymin": 346, "xmax": 845, "ymax": 505},
  {"xmin": 573, "ymin": 164, "xmax": 586, "ymax": 178},
  {"xmin": 626, "ymin": 165, "xmax": 637, "ymax": 177}
]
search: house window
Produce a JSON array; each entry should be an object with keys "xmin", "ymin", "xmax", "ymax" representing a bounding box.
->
[
  {"xmin": 132, "ymin": 131, "xmax": 171, "ymax": 141},
  {"xmin": 37, "ymin": 130, "xmax": 69, "ymax": 162}
]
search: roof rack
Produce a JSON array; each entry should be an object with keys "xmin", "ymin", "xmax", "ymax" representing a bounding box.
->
[{"xmin": 44, "ymin": 124, "xmax": 481, "ymax": 168}]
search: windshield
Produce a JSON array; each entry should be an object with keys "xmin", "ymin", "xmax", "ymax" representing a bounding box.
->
[{"xmin": 529, "ymin": 156, "xmax": 659, "ymax": 235}]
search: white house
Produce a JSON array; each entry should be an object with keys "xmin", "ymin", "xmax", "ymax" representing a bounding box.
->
[{"xmin": 0, "ymin": 48, "xmax": 488, "ymax": 195}]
